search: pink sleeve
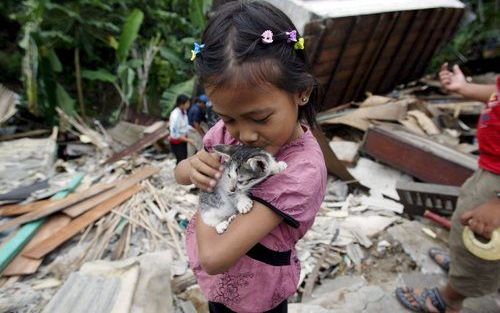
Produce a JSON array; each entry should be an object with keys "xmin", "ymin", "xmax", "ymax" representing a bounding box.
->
[{"xmin": 251, "ymin": 154, "xmax": 327, "ymax": 229}]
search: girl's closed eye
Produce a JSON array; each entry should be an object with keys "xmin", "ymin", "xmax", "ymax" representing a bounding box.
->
[{"xmin": 251, "ymin": 114, "xmax": 271, "ymax": 124}]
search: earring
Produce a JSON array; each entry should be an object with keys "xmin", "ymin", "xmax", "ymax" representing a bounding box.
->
[{"xmin": 302, "ymin": 97, "xmax": 308, "ymax": 103}]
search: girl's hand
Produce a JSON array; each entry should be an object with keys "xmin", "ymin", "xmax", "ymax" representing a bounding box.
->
[{"xmin": 188, "ymin": 149, "xmax": 223, "ymax": 192}]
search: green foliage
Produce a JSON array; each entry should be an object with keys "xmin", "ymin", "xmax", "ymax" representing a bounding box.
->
[
  {"xmin": 117, "ymin": 9, "xmax": 144, "ymax": 63},
  {"xmin": 429, "ymin": 0, "xmax": 499, "ymax": 72},
  {"xmin": 1, "ymin": 0, "xmax": 212, "ymax": 125},
  {"xmin": 161, "ymin": 77, "xmax": 195, "ymax": 117}
]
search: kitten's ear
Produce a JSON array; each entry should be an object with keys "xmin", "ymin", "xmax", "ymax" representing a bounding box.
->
[
  {"xmin": 247, "ymin": 156, "xmax": 268, "ymax": 173},
  {"xmin": 213, "ymin": 144, "xmax": 236, "ymax": 163}
]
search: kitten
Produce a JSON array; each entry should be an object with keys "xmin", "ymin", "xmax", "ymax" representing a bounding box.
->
[{"xmin": 199, "ymin": 144, "xmax": 287, "ymax": 234}]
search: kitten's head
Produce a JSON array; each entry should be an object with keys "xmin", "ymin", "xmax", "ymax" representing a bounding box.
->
[{"xmin": 213, "ymin": 144, "xmax": 286, "ymax": 193}]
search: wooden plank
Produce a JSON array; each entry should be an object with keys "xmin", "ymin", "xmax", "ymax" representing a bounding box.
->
[
  {"xmin": 0, "ymin": 200, "xmax": 51, "ymax": 217},
  {"xmin": 2, "ymin": 214, "xmax": 71, "ymax": 276},
  {"xmin": 362, "ymin": 124, "xmax": 476, "ymax": 186},
  {"xmin": 104, "ymin": 126, "xmax": 169, "ymax": 164},
  {"xmin": 378, "ymin": 10, "xmax": 430, "ymax": 92},
  {"xmin": 63, "ymin": 166, "xmax": 159, "ymax": 217},
  {"xmin": 0, "ymin": 174, "xmax": 83, "ymax": 274},
  {"xmin": 312, "ymin": 127, "xmax": 355, "ymax": 182},
  {"xmin": 23, "ymin": 185, "xmax": 142, "ymax": 259},
  {"xmin": 0, "ymin": 182, "xmax": 112, "ymax": 233}
]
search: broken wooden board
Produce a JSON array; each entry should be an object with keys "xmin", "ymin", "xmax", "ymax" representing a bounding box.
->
[
  {"xmin": 23, "ymin": 184, "xmax": 142, "ymax": 259},
  {"xmin": 0, "ymin": 173, "xmax": 83, "ymax": 274},
  {"xmin": 104, "ymin": 126, "xmax": 169, "ymax": 164},
  {"xmin": 0, "ymin": 200, "xmax": 51, "ymax": 217},
  {"xmin": 267, "ymin": 1, "xmax": 464, "ymax": 108},
  {"xmin": 312, "ymin": 127, "xmax": 356, "ymax": 182},
  {"xmin": 63, "ymin": 166, "xmax": 159, "ymax": 217},
  {"xmin": 42, "ymin": 261, "xmax": 139, "ymax": 313},
  {"xmin": 362, "ymin": 123, "xmax": 477, "ymax": 186},
  {"xmin": 0, "ymin": 182, "xmax": 112, "ymax": 233},
  {"xmin": 2, "ymin": 214, "xmax": 71, "ymax": 276}
]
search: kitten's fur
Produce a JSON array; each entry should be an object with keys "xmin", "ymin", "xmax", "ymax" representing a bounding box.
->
[{"xmin": 199, "ymin": 144, "xmax": 287, "ymax": 234}]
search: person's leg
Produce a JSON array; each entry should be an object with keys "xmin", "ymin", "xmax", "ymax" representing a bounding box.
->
[
  {"xmin": 171, "ymin": 142, "xmax": 188, "ymax": 164},
  {"xmin": 396, "ymin": 169, "xmax": 500, "ymax": 312}
]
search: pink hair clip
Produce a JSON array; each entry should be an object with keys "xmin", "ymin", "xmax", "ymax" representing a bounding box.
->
[
  {"xmin": 261, "ymin": 30, "xmax": 273, "ymax": 44},
  {"xmin": 286, "ymin": 30, "xmax": 297, "ymax": 43}
]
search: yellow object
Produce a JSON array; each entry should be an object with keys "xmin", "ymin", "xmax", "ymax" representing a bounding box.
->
[
  {"xmin": 463, "ymin": 227, "xmax": 500, "ymax": 261},
  {"xmin": 190, "ymin": 50, "xmax": 196, "ymax": 61},
  {"xmin": 294, "ymin": 38, "xmax": 305, "ymax": 50}
]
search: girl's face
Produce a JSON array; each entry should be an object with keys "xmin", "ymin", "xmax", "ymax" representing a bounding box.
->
[{"xmin": 207, "ymin": 84, "xmax": 309, "ymax": 155}]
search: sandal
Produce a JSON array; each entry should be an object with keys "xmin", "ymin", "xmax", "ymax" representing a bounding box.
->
[
  {"xmin": 428, "ymin": 247, "xmax": 450, "ymax": 272},
  {"xmin": 395, "ymin": 287, "xmax": 447, "ymax": 313}
]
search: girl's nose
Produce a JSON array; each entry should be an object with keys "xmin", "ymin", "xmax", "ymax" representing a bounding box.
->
[{"xmin": 238, "ymin": 127, "xmax": 258, "ymax": 145}]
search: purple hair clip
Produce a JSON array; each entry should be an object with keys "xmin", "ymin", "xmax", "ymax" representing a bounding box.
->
[
  {"xmin": 261, "ymin": 30, "xmax": 273, "ymax": 44},
  {"xmin": 286, "ymin": 30, "xmax": 297, "ymax": 43}
]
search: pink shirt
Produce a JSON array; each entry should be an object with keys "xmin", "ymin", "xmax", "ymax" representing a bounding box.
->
[{"xmin": 185, "ymin": 120, "xmax": 327, "ymax": 312}]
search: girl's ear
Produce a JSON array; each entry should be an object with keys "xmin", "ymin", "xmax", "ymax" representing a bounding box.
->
[
  {"xmin": 213, "ymin": 144, "xmax": 236, "ymax": 162},
  {"xmin": 296, "ymin": 86, "xmax": 313, "ymax": 107}
]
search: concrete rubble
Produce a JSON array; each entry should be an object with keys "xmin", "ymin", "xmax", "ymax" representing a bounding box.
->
[{"xmin": 1, "ymin": 74, "xmax": 499, "ymax": 313}]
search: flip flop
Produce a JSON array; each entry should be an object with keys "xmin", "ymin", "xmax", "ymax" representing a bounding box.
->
[
  {"xmin": 428, "ymin": 247, "xmax": 450, "ymax": 272},
  {"xmin": 395, "ymin": 287, "xmax": 447, "ymax": 313}
]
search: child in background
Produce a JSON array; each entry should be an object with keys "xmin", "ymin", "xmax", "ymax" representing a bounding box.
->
[
  {"xmin": 174, "ymin": 1, "xmax": 327, "ymax": 312},
  {"xmin": 169, "ymin": 94, "xmax": 195, "ymax": 164}
]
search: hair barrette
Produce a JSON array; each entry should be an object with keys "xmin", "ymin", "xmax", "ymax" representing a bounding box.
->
[
  {"xmin": 294, "ymin": 37, "xmax": 305, "ymax": 50},
  {"xmin": 261, "ymin": 30, "xmax": 273, "ymax": 44},
  {"xmin": 191, "ymin": 42, "xmax": 205, "ymax": 61},
  {"xmin": 286, "ymin": 30, "xmax": 297, "ymax": 43}
]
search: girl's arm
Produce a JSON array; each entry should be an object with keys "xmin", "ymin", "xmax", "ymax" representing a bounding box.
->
[{"xmin": 196, "ymin": 202, "xmax": 283, "ymax": 275}]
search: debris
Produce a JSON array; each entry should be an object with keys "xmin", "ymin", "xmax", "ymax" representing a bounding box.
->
[
  {"xmin": 23, "ymin": 185, "xmax": 142, "ymax": 259},
  {"xmin": 387, "ymin": 220, "xmax": 446, "ymax": 274},
  {"xmin": 328, "ymin": 140, "xmax": 359, "ymax": 166},
  {"xmin": 0, "ymin": 127, "xmax": 58, "ymax": 196},
  {"xmin": 347, "ymin": 157, "xmax": 413, "ymax": 200},
  {"xmin": 396, "ymin": 180, "xmax": 460, "ymax": 217},
  {"xmin": 312, "ymin": 127, "xmax": 356, "ymax": 182},
  {"xmin": 422, "ymin": 227, "xmax": 437, "ymax": 239},
  {"xmin": 363, "ymin": 123, "xmax": 477, "ymax": 186},
  {"xmin": 0, "ymin": 84, "xmax": 18, "ymax": 125},
  {"xmin": 104, "ymin": 125, "xmax": 169, "ymax": 165}
]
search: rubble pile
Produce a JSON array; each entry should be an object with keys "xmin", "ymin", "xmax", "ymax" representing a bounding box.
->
[{"xmin": 1, "ymin": 74, "xmax": 499, "ymax": 313}]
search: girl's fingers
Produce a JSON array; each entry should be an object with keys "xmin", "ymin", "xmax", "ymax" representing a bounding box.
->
[
  {"xmin": 190, "ymin": 170, "xmax": 216, "ymax": 191},
  {"xmin": 192, "ymin": 156, "xmax": 221, "ymax": 179},
  {"xmin": 199, "ymin": 151, "xmax": 222, "ymax": 170}
]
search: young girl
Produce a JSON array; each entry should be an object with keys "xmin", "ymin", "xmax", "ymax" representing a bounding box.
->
[{"xmin": 175, "ymin": 1, "xmax": 327, "ymax": 312}]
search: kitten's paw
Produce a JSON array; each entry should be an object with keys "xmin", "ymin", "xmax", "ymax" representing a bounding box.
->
[
  {"xmin": 276, "ymin": 161, "xmax": 287, "ymax": 172},
  {"xmin": 215, "ymin": 221, "xmax": 229, "ymax": 234},
  {"xmin": 237, "ymin": 197, "xmax": 253, "ymax": 214}
]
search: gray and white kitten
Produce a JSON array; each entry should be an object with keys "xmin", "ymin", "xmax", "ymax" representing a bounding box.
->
[{"xmin": 199, "ymin": 144, "xmax": 287, "ymax": 234}]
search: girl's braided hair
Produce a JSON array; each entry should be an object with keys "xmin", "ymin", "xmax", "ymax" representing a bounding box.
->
[{"xmin": 194, "ymin": 0, "xmax": 321, "ymax": 127}]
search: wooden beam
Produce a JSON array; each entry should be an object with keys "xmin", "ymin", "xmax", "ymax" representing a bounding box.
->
[
  {"xmin": 104, "ymin": 126, "xmax": 169, "ymax": 164},
  {"xmin": 2, "ymin": 214, "xmax": 71, "ymax": 276},
  {"xmin": 0, "ymin": 174, "xmax": 83, "ymax": 274},
  {"xmin": 23, "ymin": 184, "xmax": 142, "ymax": 259},
  {"xmin": 0, "ymin": 182, "xmax": 112, "ymax": 233},
  {"xmin": 362, "ymin": 124, "xmax": 476, "ymax": 186},
  {"xmin": 0, "ymin": 200, "xmax": 51, "ymax": 217},
  {"xmin": 63, "ymin": 166, "xmax": 159, "ymax": 217}
]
